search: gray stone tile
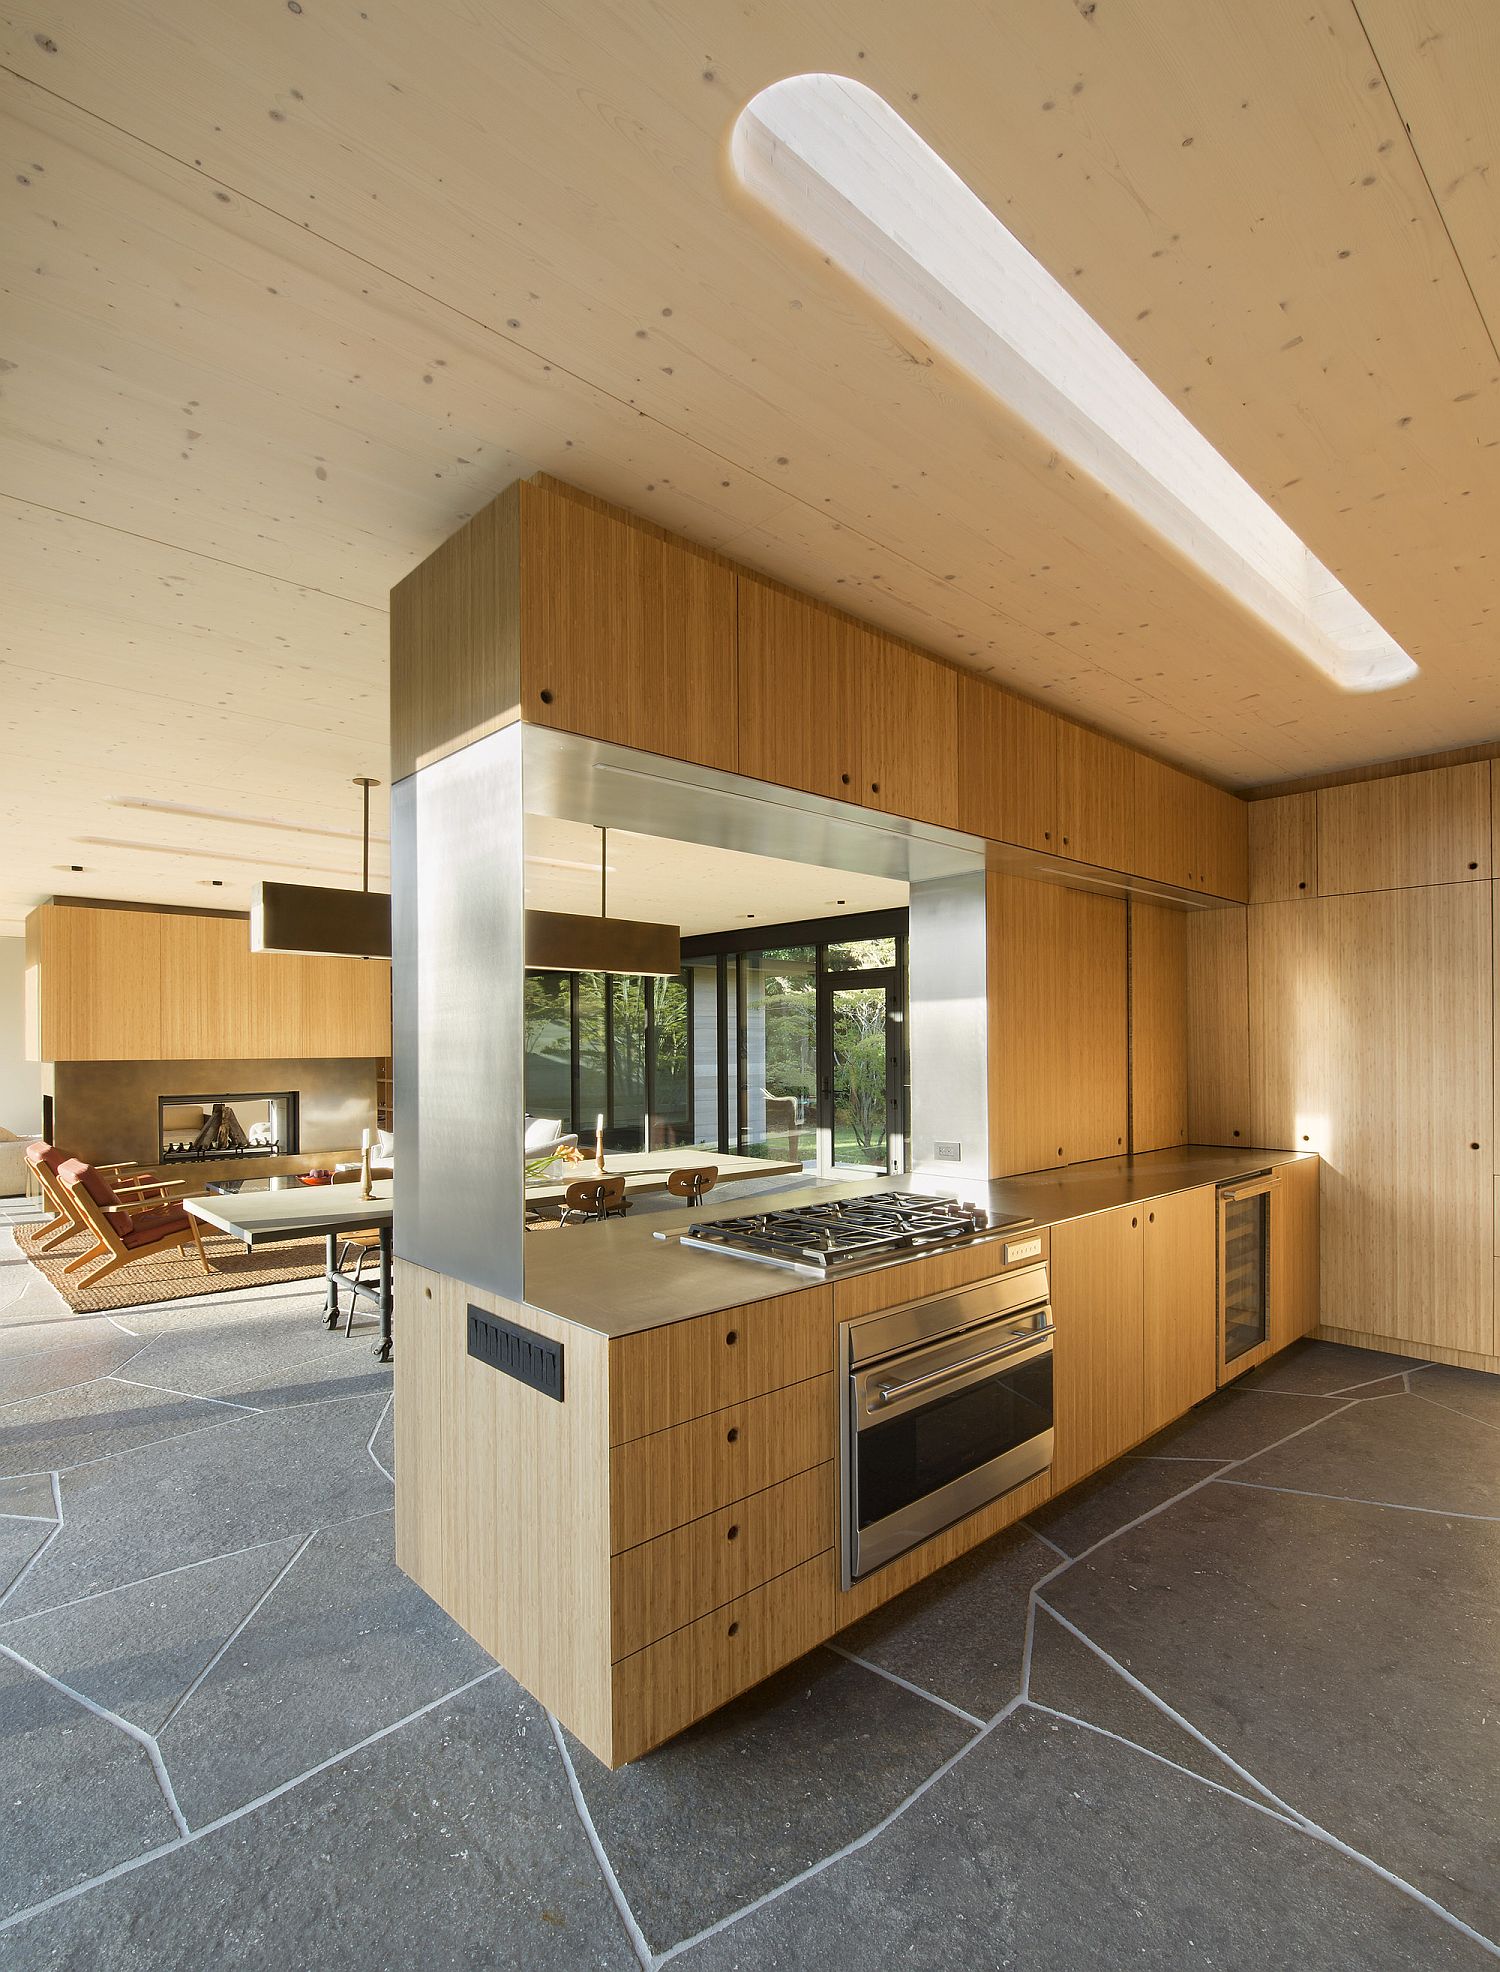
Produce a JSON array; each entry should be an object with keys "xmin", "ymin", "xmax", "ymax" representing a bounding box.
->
[
  {"xmin": 1233, "ymin": 1390, "xmax": 1500, "ymax": 1517},
  {"xmin": 1029, "ymin": 1454, "xmax": 1228, "ymax": 1558},
  {"xmin": 1046, "ymin": 1483, "xmax": 1500, "ymax": 1946},
  {"xmin": 0, "ymin": 1375, "xmax": 234, "ymax": 1479},
  {"xmin": 371, "ymin": 1392, "xmax": 394, "ymax": 1480},
  {"xmin": 160, "ymin": 1508, "xmax": 493, "ymax": 1824},
  {"xmin": 1416, "ymin": 1365, "xmax": 1500, "ymax": 1430},
  {"xmin": 0, "ymin": 1319, "xmax": 143, "ymax": 1404},
  {"xmin": 1236, "ymin": 1338, "xmax": 1427, "ymax": 1397},
  {"xmin": 121, "ymin": 1291, "xmax": 385, "ymax": 1411},
  {"xmin": 0, "ymin": 1516, "xmax": 55, "ymax": 1603},
  {"xmin": 1, "ymin": 1392, "xmax": 392, "ymax": 1619},
  {"xmin": 0, "ymin": 1675, "xmax": 637, "ymax": 1968},
  {"xmin": 1026, "ymin": 1604, "xmax": 1268, "ymax": 1802},
  {"xmin": 0, "ymin": 1651, "xmax": 180, "ymax": 1922},
  {"xmin": 833, "ymin": 1525, "xmax": 1056, "ymax": 1719},
  {"xmin": 1, "ymin": 1535, "xmax": 303, "ymax": 1732},
  {"xmin": 677, "ymin": 1708, "xmax": 1492, "ymax": 1970},
  {"xmin": 0, "ymin": 1473, "xmax": 57, "ymax": 1520},
  {"xmin": 1135, "ymin": 1387, "xmax": 1346, "ymax": 1461},
  {"xmin": 567, "ymin": 1647, "xmax": 972, "ymax": 1952}
]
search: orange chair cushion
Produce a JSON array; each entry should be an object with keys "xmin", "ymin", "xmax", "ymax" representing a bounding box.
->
[
  {"xmin": 26, "ymin": 1142, "xmax": 64, "ymax": 1173},
  {"xmin": 120, "ymin": 1208, "xmax": 192, "ymax": 1250}
]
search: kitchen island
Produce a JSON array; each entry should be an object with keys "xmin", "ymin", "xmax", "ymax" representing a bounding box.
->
[{"xmin": 395, "ymin": 1145, "xmax": 1318, "ymax": 1766}]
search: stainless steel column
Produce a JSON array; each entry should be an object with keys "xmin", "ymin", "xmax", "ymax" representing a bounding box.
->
[
  {"xmin": 391, "ymin": 723, "xmax": 525, "ymax": 1299},
  {"xmin": 907, "ymin": 868, "xmax": 990, "ymax": 1181}
]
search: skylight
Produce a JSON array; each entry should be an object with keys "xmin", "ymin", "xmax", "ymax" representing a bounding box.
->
[{"xmin": 732, "ymin": 75, "xmax": 1417, "ymax": 693}]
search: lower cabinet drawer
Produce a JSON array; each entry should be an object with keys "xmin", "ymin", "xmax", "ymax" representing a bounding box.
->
[
  {"xmin": 610, "ymin": 1551, "xmax": 836, "ymax": 1764},
  {"xmin": 609, "ymin": 1374, "xmax": 833, "ymax": 1551},
  {"xmin": 610, "ymin": 1462, "xmax": 834, "ymax": 1660}
]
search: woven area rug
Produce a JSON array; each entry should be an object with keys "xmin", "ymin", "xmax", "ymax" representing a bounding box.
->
[{"xmin": 17, "ymin": 1217, "xmax": 326, "ymax": 1313}]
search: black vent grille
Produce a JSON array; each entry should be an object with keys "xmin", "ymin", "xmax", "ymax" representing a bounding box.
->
[{"xmin": 466, "ymin": 1306, "xmax": 564, "ymax": 1402}]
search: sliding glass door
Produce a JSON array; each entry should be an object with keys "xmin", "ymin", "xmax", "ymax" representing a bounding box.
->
[{"xmin": 820, "ymin": 933, "xmax": 905, "ymax": 1174}]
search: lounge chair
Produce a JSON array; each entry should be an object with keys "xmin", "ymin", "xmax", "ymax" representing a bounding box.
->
[{"xmin": 57, "ymin": 1157, "xmax": 208, "ymax": 1290}]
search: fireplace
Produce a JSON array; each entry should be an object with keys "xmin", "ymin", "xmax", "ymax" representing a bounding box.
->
[{"xmin": 158, "ymin": 1091, "xmax": 300, "ymax": 1164}]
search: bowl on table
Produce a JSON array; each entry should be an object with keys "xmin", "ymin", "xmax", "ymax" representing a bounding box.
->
[{"xmin": 299, "ymin": 1169, "xmax": 334, "ymax": 1186}]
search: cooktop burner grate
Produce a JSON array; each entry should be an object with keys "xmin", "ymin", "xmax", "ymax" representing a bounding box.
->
[{"xmin": 668, "ymin": 1191, "xmax": 1032, "ymax": 1277}]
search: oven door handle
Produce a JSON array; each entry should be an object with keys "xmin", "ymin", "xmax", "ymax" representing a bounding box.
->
[{"xmin": 867, "ymin": 1320, "xmax": 1054, "ymax": 1411}]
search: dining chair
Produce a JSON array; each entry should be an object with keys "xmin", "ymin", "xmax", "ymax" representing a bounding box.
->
[
  {"xmin": 665, "ymin": 1166, "xmax": 719, "ymax": 1208},
  {"xmin": 561, "ymin": 1175, "xmax": 629, "ymax": 1224}
]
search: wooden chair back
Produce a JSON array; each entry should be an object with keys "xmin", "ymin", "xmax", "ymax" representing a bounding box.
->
[
  {"xmin": 25, "ymin": 1143, "xmax": 85, "ymax": 1250},
  {"xmin": 562, "ymin": 1175, "xmax": 628, "ymax": 1222},
  {"xmin": 665, "ymin": 1166, "xmax": 719, "ymax": 1206}
]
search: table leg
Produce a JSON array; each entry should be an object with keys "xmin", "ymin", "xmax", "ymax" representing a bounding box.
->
[
  {"xmin": 374, "ymin": 1225, "xmax": 393, "ymax": 1363},
  {"xmin": 324, "ymin": 1232, "xmax": 341, "ymax": 1329}
]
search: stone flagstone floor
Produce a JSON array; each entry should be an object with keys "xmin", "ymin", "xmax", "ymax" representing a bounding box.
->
[{"xmin": 1, "ymin": 1194, "xmax": 1498, "ymax": 1969}]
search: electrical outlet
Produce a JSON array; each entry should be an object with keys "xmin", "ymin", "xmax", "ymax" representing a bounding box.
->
[{"xmin": 933, "ymin": 1140, "xmax": 962, "ymax": 1162}]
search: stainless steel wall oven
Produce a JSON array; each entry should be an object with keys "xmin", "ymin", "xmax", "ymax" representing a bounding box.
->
[{"xmin": 839, "ymin": 1261, "xmax": 1054, "ymax": 1587}]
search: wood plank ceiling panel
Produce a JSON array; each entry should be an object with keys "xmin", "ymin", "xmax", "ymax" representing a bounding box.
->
[{"xmin": 0, "ymin": 2, "xmax": 1497, "ymax": 924}]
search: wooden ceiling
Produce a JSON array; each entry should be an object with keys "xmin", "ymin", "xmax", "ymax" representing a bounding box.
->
[{"xmin": 1, "ymin": 0, "xmax": 1497, "ymax": 935}]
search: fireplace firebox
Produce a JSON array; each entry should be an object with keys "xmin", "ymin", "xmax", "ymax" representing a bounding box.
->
[{"xmin": 158, "ymin": 1091, "xmax": 300, "ymax": 1164}]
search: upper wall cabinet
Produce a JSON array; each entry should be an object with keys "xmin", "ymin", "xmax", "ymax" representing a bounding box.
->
[
  {"xmin": 521, "ymin": 482, "xmax": 737, "ymax": 775},
  {"xmin": 957, "ymin": 679, "xmax": 1135, "ymax": 872},
  {"xmin": 986, "ymin": 874, "xmax": 1128, "ymax": 1174},
  {"xmin": 737, "ymin": 576, "xmax": 959, "ymax": 829},
  {"xmin": 1316, "ymin": 763, "xmax": 1491, "ymax": 895},
  {"xmin": 26, "ymin": 905, "xmax": 391, "ymax": 1063},
  {"xmin": 390, "ymin": 478, "xmax": 737, "ymax": 782},
  {"xmin": 1248, "ymin": 793, "xmax": 1318, "ymax": 902},
  {"xmin": 1133, "ymin": 754, "xmax": 1249, "ymax": 901}
]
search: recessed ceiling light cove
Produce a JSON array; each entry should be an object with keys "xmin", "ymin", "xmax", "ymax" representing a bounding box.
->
[{"xmin": 732, "ymin": 74, "xmax": 1418, "ymax": 693}]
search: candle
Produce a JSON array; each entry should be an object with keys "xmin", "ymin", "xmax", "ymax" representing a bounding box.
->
[{"xmin": 362, "ymin": 1127, "xmax": 372, "ymax": 1152}]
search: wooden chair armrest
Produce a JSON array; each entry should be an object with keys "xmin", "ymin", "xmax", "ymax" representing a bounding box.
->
[
  {"xmin": 99, "ymin": 1161, "xmax": 142, "ymax": 1173},
  {"xmin": 117, "ymin": 1193, "xmax": 177, "ymax": 1216},
  {"xmin": 117, "ymin": 1183, "xmax": 188, "ymax": 1211},
  {"xmin": 114, "ymin": 1172, "xmax": 180, "ymax": 1191}
]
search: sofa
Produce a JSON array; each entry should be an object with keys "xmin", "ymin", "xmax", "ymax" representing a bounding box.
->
[{"xmin": 0, "ymin": 1128, "xmax": 36, "ymax": 1199}]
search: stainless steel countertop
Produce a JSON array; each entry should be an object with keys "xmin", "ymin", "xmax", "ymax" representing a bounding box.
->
[{"xmin": 517, "ymin": 1146, "xmax": 1310, "ymax": 1339}]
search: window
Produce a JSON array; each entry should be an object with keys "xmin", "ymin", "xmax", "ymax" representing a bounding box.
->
[{"xmin": 732, "ymin": 74, "xmax": 1416, "ymax": 694}]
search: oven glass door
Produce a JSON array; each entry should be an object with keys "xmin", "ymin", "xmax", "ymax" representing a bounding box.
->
[{"xmin": 848, "ymin": 1315, "xmax": 1053, "ymax": 1581}]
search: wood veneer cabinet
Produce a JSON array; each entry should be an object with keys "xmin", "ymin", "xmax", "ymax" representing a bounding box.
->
[
  {"xmin": 986, "ymin": 874, "xmax": 1128, "ymax": 1175},
  {"xmin": 1141, "ymin": 1188, "xmax": 1217, "ymax": 1433},
  {"xmin": 1316, "ymin": 762, "xmax": 1491, "ymax": 895},
  {"xmin": 956, "ymin": 677, "xmax": 1135, "ymax": 871},
  {"xmin": 1248, "ymin": 885, "xmax": 1492, "ymax": 1358},
  {"xmin": 1049, "ymin": 1205, "xmax": 1146, "ymax": 1490},
  {"xmin": 25, "ymin": 904, "xmax": 391, "ymax": 1062},
  {"xmin": 736, "ymin": 575, "xmax": 959, "ymax": 828},
  {"xmin": 390, "ymin": 477, "xmax": 737, "ymax": 781},
  {"xmin": 396, "ymin": 1174, "xmax": 1318, "ymax": 1762},
  {"xmin": 394, "ymin": 1260, "xmax": 839, "ymax": 1768},
  {"xmin": 1052, "ymin": 1183, "xmax": 1224, "ymax": 1483},
  {"xmin": 1129, "ymin": 901, "xmax": 1189, "ymax": 1153},
  {"xmin": 1134, "ymin": 753, "xmax": 1249, "ymax": 900},
  {"xmin": 1248, "ymin": 793, "xmax": 1318, "ymax": 902}
]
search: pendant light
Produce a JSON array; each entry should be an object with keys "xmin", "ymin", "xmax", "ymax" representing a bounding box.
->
[
  {"xmin": 525, "ymin": 826, "xmax": 680, "ymax": 976},
  {"xmin": 250, "ymin": 776, "xmax": 392, "ymax": 959}
]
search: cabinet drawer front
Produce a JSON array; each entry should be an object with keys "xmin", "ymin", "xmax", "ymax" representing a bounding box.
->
[
  {"xmin": 609, "ymin": 1286, "xmax": 832, "ymax": 1445},
  {"xmin": 611, "ymin": 1551, "xmax": 835, "ymax": 1764},
  {"xmin": 609, "ymin": 1375, "xmax": 833, "ymax": 1551},
  {"xmin": 610, "ymin": 1463, "xmax": 833, "ymax": 1660}
]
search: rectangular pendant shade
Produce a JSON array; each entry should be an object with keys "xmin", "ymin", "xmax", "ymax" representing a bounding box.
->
[
  {"xmin": 250, "ymin": 881, "xmax": 392, "ymax": 959},
  {"xmin": 524, "ymin": 908, "xmax": 680, "ymax": 977}
]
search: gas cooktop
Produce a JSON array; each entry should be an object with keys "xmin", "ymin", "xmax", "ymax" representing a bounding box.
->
[{"xmin": 660, "ymin": 1191, "xmax": 1033, "ymax": 1277}]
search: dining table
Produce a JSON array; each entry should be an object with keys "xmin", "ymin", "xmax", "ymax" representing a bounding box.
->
[
  {"xmin": 523, "ymin": 1148, "xmax": 803, "ymax": 1207},
  {"xmin": 183, "ymin": 1179, "xmax": 396, "ymax": 1361}
]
